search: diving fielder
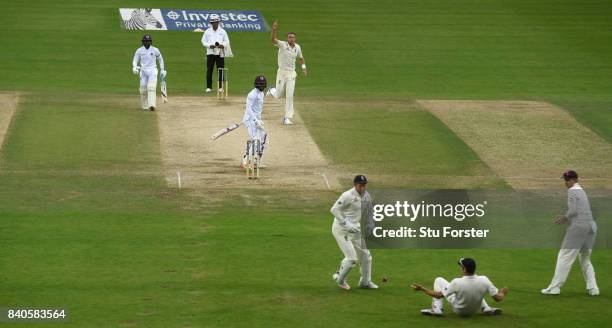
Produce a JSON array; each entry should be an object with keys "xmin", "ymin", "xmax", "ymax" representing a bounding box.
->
[
  {"xmin": 241, "ymin": 76, "xmax": 268, "ymax": 168},
  {"xmin": 132, "ymin": 35, "xmax": 166, "ymax": 111},
  {"xmin": 541, "ymin": 170, "xmax": 599, "ymax": 296},
  {"xmin": 268, "ymin": 20, "xmax": 307, "ymax": 125},
  {"xmin": 331, "ymin": 175, "xmax": 378, "ymax": 290},
  {"xmin": 411, "ymin": 258, "xmax": 509, "ymax": 316}
]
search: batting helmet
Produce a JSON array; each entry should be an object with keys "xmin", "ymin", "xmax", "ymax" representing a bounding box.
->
[{"xmin": 254, "ymin": 75, "xmax": 267, "ymax": 90}]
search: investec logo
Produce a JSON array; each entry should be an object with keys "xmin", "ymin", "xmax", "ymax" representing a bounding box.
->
[{"xmin": 166, "ymin": 10, "xmax": 260, "ymax": 22}]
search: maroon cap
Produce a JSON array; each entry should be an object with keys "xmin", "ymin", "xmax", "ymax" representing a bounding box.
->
[{"xmin": 562, "ymin": 170, "xmax": 578, "ymax": 181}]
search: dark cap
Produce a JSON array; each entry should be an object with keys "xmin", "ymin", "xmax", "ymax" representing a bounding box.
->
[
  {"xmin": 458, "ymin": 257, "xmax": 476, "ymax": 274},
  {"xmin": 353, "ymin": 175, "xmax": 368, "ymax": 184},
  {"xmin": 562, "ymin": 170, "xmax": 578, "ymax": 181}
]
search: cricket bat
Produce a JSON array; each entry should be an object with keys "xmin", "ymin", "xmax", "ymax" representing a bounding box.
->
[
  {"xmin": 160, "ymin": 75, "xmax": 168, "ymax": 103},
  {"xmin": 211, "ymin": 121, "xmax": 243, "ymax": 140}
]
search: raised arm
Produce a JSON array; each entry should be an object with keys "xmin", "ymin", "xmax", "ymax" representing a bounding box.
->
[
  {"xmin": 271, "ymin": 20, "xmax": 279, "ymax": 45},
  {"xmin": 411, "ymin": 283, "xmax": 444, "ymax": 299}
]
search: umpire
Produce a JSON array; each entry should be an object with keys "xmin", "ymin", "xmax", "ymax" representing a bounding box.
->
[
  {"xmin": 201, "ymin": 15, "xmax": 231, "ymax": 93},
  {"xmin": 541, "ymin": 170, "xmax": 599, "ymax": 296}
]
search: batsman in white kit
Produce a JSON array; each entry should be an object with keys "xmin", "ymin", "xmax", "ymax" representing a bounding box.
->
[
  {"xmin": 541, "ymin": 170, "xmax": 599, "ymax": 296},
  {"xmin": 132, "ymin": 35, "xmax": 166, "ymax": 111},
  {"xmin": 268, "ymin": 20, "xmax": 307, "ymax": 125},
  {"xmin": 331, "ymin": 175, "xmax": 379, "ymax": 290},
  {"xmin": 411, "ymin": 258, "xmax": 509, "ymax": 316},
  {"xmin": 240, "ymin": 76, "xmax": 269, "ymax": 172}
]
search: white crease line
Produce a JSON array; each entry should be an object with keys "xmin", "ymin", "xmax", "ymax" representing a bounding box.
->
[
  {"xmin": 320, "ymin": 173, "xmax": 331, "ymax": 190},
  {"xmin": 241, "ymin": 194, "xmax": 253, "ymax": 206},
  {"xmin": 177, "ymin": 170, "xmax": 182, "ymax": 189}
]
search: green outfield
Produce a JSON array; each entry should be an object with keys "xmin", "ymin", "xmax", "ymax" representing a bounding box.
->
[{"xmin": 1, "ymin": 1, "xmax": 611, "ymax": 327}]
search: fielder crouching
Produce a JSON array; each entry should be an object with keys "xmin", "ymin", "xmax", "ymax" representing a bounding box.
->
[{"xmin": 331, "ymin": 175, "xmax": 378, "ymax": 290}]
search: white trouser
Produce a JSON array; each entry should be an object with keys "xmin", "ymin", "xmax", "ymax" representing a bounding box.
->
[
  {"xmin": 547, "ymin": 222, "xmax": 598, "ymax": 291},
  {"xmin": 433, "ymin": 277, "xmax": 490, "ymax": 315},
  {"xmin": 332, "ymin": 221, "xmax": 372, "ymax": 283},
  {"xmin": 139, "ymin": 68, "xmax": 158, "ymax": 109},
  {"xmin": 272, "ymin": 69, "xmax": 297, "ymax": 119}
]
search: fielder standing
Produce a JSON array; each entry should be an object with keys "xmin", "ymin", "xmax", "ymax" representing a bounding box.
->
[
  {"xmin": 268, "ymin": 20, "xmax": 307, "ymax": 125},
  {"xmin": 331, "ymin": 175, "xmax": 378, "ymax": 290},
  {"xmin": 132, "ymin": 34, "xmax": 166, "ymax": 111},
  {"xmin": 411, "ymin": 258, "xmax": 508, "ymax": 316},
  {"xmin": 241, "ymin": 76, "xmax": 268, "ymax": 168},
  {"xmin": 201, "ymin": 15, "xmax": 232, "ymax": 94},
  {"xmin": 541, "ymin": 170, "xmax": 599, "ymax": 296}
]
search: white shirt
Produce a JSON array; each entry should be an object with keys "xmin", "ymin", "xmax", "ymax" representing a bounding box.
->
[
  {"xmin": 330, "ymin": 187, "xmax": 363, "ymax": 225},
  {"xmin": 275, "ymin": 40, "xmax": 303, "ymax": 71},
  {"xmin": 201, "ymin": 27, "xmax": 229, "ymax": 56},
  {"xmin": 443, "ymin": 275, "xmax": 499, "ymax": 315},
  {"xmin": 566, "ymin": 183, "xmax": 594, "ymax": 224},
  {"xmin": 132, "ymin": 46, "xmax": 164, "ymax": 71},
  {"xmin": 243, "ymin": 88, "xmax": 265, "ymax": 123}
]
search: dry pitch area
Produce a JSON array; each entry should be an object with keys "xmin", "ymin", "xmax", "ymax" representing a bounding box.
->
[
  {"xmin": 419, "ymin": 100, "xmax": 612, "ymax": 189},
  {"xmin": 157, "ymin": 96, "xmax": 339, "ymax": 191},
  {"xmin": 0, "ymin": 93, "xmax": 18, "ymax": 152}
]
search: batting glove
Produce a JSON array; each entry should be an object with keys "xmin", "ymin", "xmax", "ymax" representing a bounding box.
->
[
  {"xmin": 160, "ymin": 70, "xmax": 167, "ymax": 78},
  {"xmin": 132, "ymin": 67, "xmax": 140, "ymax": 75}
]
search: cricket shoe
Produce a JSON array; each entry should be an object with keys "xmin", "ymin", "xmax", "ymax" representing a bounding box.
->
[
  {"xmin": 482, "ymin": 307, "xmax": 502, "ymax": 315},
  {"xmin": 206, "ymin": 88, "xmax": 212, "ymax": 93},
  {"xmin": 282, "ymin": 118, "xmax": 294, "ymax": 125},
  {"xmin": 541, "ymin": 287, "xmax": 560, "ymax": 295},
  {"xmin": 420, "ymin": 308, "xmax": 443, "ymax": 316},
  {"xmin": 149, "ymin": 106, "xmax": 156, "ymax": 111},
  {"xmin": 587, "ymin": 288, "xmax": 600, "ymax": 296},
  {"xmin": 332, "ymin": 272, "xmax": 350, "ymax": 291},
  {"xmin": 218, "ymin": 88, "xmax": 224, "ymax": 93},
  {"xmin": 358, "ymin": 278, "xmax": 379, "ymax": 289}
]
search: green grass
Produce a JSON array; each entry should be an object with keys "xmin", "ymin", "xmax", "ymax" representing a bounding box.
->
[{"xmin": 0, "ymin": 0, "xmax": 611, "ymax": 327}]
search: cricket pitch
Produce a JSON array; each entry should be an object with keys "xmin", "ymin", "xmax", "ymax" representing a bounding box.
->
[
  {"xmin": 157, "ymin": 96, "xmax": 340, "ymax": 190},
  {"xmin": 419, "ymin": 100, "xmax": 612, "ymax": 189}
]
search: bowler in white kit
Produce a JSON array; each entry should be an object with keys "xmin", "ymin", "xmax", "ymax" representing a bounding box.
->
[
  {"xmin": 330, "ymin": 175, "xmax": 378, "ymax": 290},
  {"xmin": 411, "ymin": 258, "xmax": 509, "ymax": 316},
  {"xmin": 268, "ymin": 20, "xmax": 307, "ymax": 125},
  {"xmin": 132, "ymin": 34, "xmax": 166, "ymax": 111}
]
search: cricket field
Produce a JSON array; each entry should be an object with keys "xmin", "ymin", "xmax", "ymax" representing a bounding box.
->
[{"xmin": 0, "ymin": 1, "xmax": 611, "ymax": 327}]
